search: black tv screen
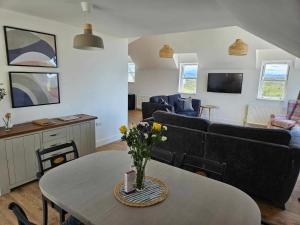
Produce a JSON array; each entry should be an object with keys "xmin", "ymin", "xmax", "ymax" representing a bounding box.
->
[{"xmin": 207, "ymin": 73, "xmax": 243, "ymax": 94}]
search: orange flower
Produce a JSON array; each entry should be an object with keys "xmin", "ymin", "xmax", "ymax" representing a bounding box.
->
[{"xmin": 5, "ymin": 113, "xmax": 11, "ymax": 119}]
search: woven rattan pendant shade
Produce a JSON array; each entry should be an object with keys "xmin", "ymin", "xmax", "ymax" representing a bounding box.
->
[
  {"xmin": 228, "ymin": 39, "xmax": 248, "ymax": 56},
  {"xmin": 159, "ymin": 45, "xmax": 174, "ymax": 58}
]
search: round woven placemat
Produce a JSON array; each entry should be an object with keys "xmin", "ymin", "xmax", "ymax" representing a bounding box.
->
[{"xmin": 113, "ymin": 176, "xmax": 168, "ymax": 207}]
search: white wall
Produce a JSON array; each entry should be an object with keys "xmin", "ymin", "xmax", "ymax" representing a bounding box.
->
[
  {"xmin": 129, "ymin": 27, "xmax": 300, "ymax": 125},
  {"xmin": 0, "ymin": 9, "xmax": 128, "ymax": 146}
]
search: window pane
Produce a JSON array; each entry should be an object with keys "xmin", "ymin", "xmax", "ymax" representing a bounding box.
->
[
  {"xmin": 182, "ymin": 65, "xmax": 198, "ymax": 78},
  {"xmin": 128, "ymin": 73, "xmax": 135, "ymax": 83},
  {"xmin": 182, "ymin": 79, "xmax": 196, "ymax": 93},
  {"xmin": 263, "ymin": 64, "xmax": 289, "ymax": 80},
  {"xmin": 128, "ymin": 63, "xmax": 135, "ymax": 73},
  {"xmin": 128, "ymin": 63, "xmax": 135, "ymax": 82},
  {"xmin": 261, "ymin": 81, "xmax": 285, "ymax": 99}
]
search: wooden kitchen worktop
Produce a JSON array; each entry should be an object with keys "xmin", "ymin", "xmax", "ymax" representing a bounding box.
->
[{"xmin": 0, "ymin": 114, "xmax": 97, "ymax": 139}]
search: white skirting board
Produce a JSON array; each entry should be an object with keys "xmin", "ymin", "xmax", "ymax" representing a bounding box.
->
[{"xmin": 96, "ymin": 134, "xmax": 122, "ymax": 147}]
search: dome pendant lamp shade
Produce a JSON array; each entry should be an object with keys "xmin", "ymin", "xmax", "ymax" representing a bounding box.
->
[
  {"xmin": 228, "ymin": 39, "xmax": 248, "ymax": 56},
  {"xmin": 159, "ymin": 44, "xmax": 174, "ymax": 58},
  {"xmin": 73, "ymin": 23, "xmax": 104, "ymax": 50}
]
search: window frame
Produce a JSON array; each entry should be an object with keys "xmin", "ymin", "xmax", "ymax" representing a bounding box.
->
[
  {"xmin": 257, "ymin": 60, "xmax": 290, "ymax": 101},
  {"xmin": 178, "ymin": 63, "xmax": 198, "ymax": 94},
  {"xmin": 128, "ymin": 62, "xmax": 135, "ymax": 83}
]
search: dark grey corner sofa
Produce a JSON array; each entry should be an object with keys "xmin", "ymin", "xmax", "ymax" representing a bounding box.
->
[
  {"xmin": 151, "ymin": 110, "xmax": 300, "ymax": 209},
  {"xmin": 141, "ymin": 94, "xmax": 201, "ymax": 119}
]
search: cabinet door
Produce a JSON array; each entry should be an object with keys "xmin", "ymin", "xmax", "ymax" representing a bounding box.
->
[
  {"xmin": 80, "ymin": 122, "xmax": 94, "ymax": 156},
  {"xmin": 0, "ymin": 140, "xmax": 10, "ymax": 195},
  {"xmin": 24, "ymin": 134, "xmax": 40, "ymax": 179},
  {"xmin": 6, "ymin": 137, "xmax": 26, "ymax": 185},
  {"xmin": 69, "ymin": 124, "xmax": 81, "ymax": 152},
  {"xmin": 5, "ymin": 134, "xmax": 40, "ymax": 187}
]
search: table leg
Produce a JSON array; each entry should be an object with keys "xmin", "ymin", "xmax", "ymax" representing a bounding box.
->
[
  {"xmin": 200, "ymin": 107, "xmax": 204, "ymax": 118},
  {"xmin": 42, "ymin": 195, "xmax": 48, "ymax": 225}
]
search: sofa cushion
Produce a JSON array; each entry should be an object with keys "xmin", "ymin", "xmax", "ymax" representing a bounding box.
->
[
  {"xmin": 150, "ymin": 95, "xmax": 168, "ymax": 104},
  {"xmin": 208, "ymin": 123, "xmax": 291, "ymax": 146},
  {"xmin": 175, "ymin": 97, "xmax": 194, "ymax": 112},
  {"xmin": 153, "ymin": 110, "xmax": 210, "ymax": 131},
  {"xmin": 271, "ymin": 119, "xmax": 296, "ymax": 129},
  {"xmin": 167, "ymin": 94, "xmax": 181, "ymax": 107}
]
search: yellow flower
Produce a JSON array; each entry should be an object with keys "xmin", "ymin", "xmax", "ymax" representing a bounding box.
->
[
  {"xmin": 152, "ymin": 122, "xmax": 162, "ymax": 131},
  {"xmin": 119, "ymin": 125, "xmax": 127, "ymax": 134}
]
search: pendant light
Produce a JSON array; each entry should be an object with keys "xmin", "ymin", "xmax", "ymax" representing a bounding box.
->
[
  {"xmin": 228, "ymin": 39, "xmax": 248, "ymax": 56},
  {"xmin": 159, "ymin": 44, "xmax": 174, "ymax": 58},
  {"xmin": 73, "ymin": 2, "xmax": 104, "ymax": 50}
]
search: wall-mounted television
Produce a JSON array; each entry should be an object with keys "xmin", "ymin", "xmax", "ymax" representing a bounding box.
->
[{"xmin": 207, "ymin": 73, "xmax": 243, "ymax": 94}]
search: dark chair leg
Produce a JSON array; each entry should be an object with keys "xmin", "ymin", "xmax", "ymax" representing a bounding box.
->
[
  {"xmin": 261, "ymin": 219, "xmax": 276, "ymax": 225},
  {"xmin": 59, "ymin": 208, "xmax": 66, "ymax": 223},
  {"xmin": 298, "ymin": 197, "xmax": 300, "ymax": 202},
  {"xmin": 42, "ymin": 195, "xmax": 48, "ymax": 225}
]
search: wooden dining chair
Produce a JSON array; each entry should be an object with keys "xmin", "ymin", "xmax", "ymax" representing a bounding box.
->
[
  {"xmin": 36, "ymin": 141, "xmax": 79, "ymax": 225},
  {"xmin": 8, "ymin": 202, "xmax": 84, "ymax": 225},
  {"xmin": 180, "ymin": 153, "xmax": 227, "ymax": 181}
]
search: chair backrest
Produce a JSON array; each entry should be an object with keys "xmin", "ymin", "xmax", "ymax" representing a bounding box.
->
[
  {"xmin": 36, "ymin": 141, "xmax": 79, "ymax": 178},
  {"xmin": 8, "ymin": 202, "xmax": 36, "ymax": 225},
  {"xmin": 180, "ymin": 153, "xmax": 227, "ymax": 181}
]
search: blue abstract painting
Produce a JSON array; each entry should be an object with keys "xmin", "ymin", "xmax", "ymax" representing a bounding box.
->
[
  {"xmin": 4, "ymin": 26, "xmax": 57, "ymax": 67},
  {"xmin": 9, "ymin": 72, "xmax": 60, "ymax": 108}
]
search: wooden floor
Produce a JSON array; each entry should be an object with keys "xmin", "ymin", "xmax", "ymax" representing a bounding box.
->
[{"xmin": 1, "ymin": 110, "xmax": 300, "ymax": 225}]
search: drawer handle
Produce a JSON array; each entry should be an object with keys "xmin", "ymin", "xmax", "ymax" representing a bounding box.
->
[{"xmin": 50, "ymin": 134, "xmax": 57, "ymax": 137}]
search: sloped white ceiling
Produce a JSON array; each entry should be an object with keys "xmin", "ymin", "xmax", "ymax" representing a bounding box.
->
[
  {"xmin": 216, "ymin": 0, "xmax": 300, "ymax": 59},
  {"xmin": 0, "ymin": 0, "xmax": 299, "ymax": 57},
  {"xmin": 129, "ymin": 26, "xmax": 279, "ymax": 70}
]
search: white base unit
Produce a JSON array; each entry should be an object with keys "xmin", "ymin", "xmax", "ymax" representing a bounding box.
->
[{"xmin": 0, "ymin": 119, "xmax": 96, "ymax": 196}]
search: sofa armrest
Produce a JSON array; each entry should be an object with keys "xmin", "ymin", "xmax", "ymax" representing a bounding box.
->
[
  {"xmin": 192, "ymin": 99, "xmax": 201, "ymax": 115},
  {"xmin": 143, "ymin": 117, "xmax": 154, "ymax": 123},
  {"xmin": 142, "ymin": 102, "xmax": 173, "ymax": 119}
]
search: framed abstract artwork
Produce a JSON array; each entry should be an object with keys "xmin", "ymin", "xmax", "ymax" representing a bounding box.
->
[
  {"xmin": 9, "ymin": 72, "xmax": 60, "ymax": 108},
  {"xmin": 4, "ymin": 26, "xmax": 58, "ymax": 67}
]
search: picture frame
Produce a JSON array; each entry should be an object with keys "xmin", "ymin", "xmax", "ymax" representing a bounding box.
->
[
  {"xmin": 9, "ymin": 72, "xmax": 60, "ymax": 108},
  {"xmin": 4, "ymin": 26, "xmax": 58, "ymax": 68}
]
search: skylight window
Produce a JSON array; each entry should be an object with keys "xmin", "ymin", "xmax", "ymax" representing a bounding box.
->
[
  {"xmin": 178, "ymin": 64, "xmax": 198, "ymax": 94},
  {"xmin": 257, "ymin": 63, "xmax": 289, "ymax": 101}
]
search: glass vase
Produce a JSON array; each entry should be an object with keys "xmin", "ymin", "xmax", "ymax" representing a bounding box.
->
[{"xmin": 136, "ymin": 165, "xmax": 146, "ymax": 191}]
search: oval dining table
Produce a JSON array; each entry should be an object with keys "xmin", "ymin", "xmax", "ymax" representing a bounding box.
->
[{"xmin": 39, "ymin": 150, "xmax": 261, "ymax": 225}]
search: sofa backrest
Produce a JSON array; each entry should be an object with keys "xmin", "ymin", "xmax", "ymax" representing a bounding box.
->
[
  {"xmin": 154, "ymin": 124, "xmax": 206, "ymax": 166},
  {"xmin": 205, "ymin": 132, "xmax": 294, "ymax": 203},
  {"xmin": 153, "ymin": 110, "xmax": 210, "ymax": 131},
  {"xmin": 167, "ymin": 94, "xmax": 181, "ymax": 106},
  {"xmin": 149, "ymin": 94, "xmax": 181, "ymax": 107},
  {"xmin": 208, "ymin": 123, "xmax": 291, "ymax": 146},
  {"xmin": 150, "ymin": 95, "xmax": 168, "ymax": 103}
]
